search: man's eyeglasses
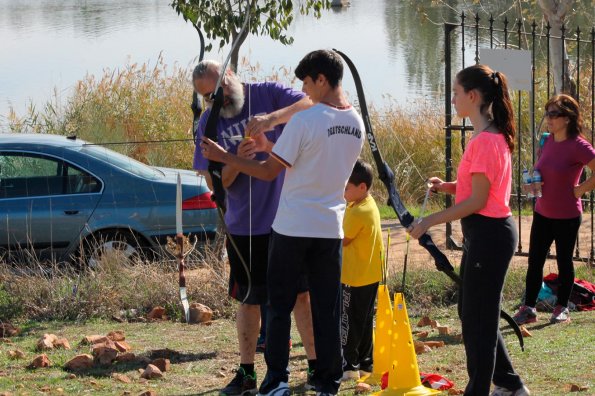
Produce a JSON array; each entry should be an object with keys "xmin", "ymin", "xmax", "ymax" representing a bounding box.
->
[
  {"xmin": 545, "ymin": 110, "xmax": 565, "ymax": 119},
  {"xmin": 202, "ymin": 75, "xmax": 228, "ymax": 104},
  {"xmin": 202, "ymin": 92, "xmax": 214, "ymax": 103}
]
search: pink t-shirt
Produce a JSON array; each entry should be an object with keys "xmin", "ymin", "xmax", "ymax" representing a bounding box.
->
[
  {"xmin": 455, "ymin": 132, "xmax": 512, "ymax": 218},
  {"xmin": 535, "ymin": 135, "xmax": 595, "ymax": 219}
]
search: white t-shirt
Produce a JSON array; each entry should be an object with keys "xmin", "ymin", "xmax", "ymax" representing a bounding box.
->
[{"xmin": 271, "ymin": 103, "xmax": 364, "ymax": 238}]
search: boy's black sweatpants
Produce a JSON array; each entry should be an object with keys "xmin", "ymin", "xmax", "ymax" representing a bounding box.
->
[
  {"xmin": 459, "ymin": 214, "xmax": 525, "ymax": 396},
  {"xmin": 340, "ymin": 282, "xmax": 378, "ymax": 372},
  {"xmin": 262, "ymin": 231, "xmax": 343, "ymax": 395}
]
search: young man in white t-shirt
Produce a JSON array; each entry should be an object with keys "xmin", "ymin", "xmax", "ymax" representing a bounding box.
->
[{"xmin": 200, "ymin": 49, "xmax": 364, "ymax": 396}]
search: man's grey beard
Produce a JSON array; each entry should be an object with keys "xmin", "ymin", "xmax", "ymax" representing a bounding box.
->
[{"xmin": 218, "ymin": 77, "xmax": 245, "ymax": 119}]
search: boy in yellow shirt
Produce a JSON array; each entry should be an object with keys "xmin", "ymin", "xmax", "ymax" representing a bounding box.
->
[{"xmin": 341, "ymin": 159, "xmax": 384, "ymax": 381}]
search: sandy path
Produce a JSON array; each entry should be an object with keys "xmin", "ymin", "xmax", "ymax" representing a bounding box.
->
[{"xmin": 381, "ymin": 215, "xmax": 595, "ymax": 274}]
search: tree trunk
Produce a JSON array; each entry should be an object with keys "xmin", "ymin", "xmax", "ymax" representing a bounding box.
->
[
  {"xmin": 230, "ymin": 27, "xmax": 249, "ymax": 73},
  {"xmin": 537, "ymin": 0, "xmax": 575, "ymax": 96}
]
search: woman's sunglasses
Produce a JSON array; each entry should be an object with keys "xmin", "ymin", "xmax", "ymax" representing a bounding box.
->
[{"xmin": 545, "ymin": 110, "xmax": 565, "ymax": 119}]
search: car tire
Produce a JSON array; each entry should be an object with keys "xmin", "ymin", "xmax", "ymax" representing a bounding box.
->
[{"xmin": 80, "ymin": 230, "xmax": 147, "ymax": 268}]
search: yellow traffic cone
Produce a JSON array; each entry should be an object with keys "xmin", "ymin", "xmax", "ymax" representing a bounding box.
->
[
  {"xmin": 361, "ymin": 284, "xmax": 393, "ymax": 385},
  {"xmin": 374, "ymin": 293, "xmax": 440, "ymax": 396}
]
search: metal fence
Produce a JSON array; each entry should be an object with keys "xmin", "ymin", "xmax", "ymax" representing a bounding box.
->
[{"xmin": 443, "ymin": 13, "xmax": 595, "ymax": 263}]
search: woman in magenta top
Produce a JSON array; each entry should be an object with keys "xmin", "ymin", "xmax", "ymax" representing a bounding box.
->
[
  {"xmin": 410, "ymin": 64, "xmax": 529, "ymax": 396},
  {"xmin": 514, "ymin": 94, "xmax": 595, "ymax": 325}
]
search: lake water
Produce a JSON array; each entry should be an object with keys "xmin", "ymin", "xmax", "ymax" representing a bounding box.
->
[{"xmin": 0, "ymin": 0, "xmax": 461, "ymax": 130}]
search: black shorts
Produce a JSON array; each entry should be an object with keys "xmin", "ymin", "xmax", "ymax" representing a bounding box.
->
[
  {"xmin": 226, "ymin": 233, "xmax": 308, "ymax": 305},
  {"xmin": 227, "ymin": 233, "xmax": 270, "ymax": 305}
]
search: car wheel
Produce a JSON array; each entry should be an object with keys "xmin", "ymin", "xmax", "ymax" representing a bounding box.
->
[{"xmin": 81, "ymin": 231, "xmax": 145, "ymax": 268}]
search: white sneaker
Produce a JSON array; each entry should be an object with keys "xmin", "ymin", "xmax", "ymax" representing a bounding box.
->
[
  {"xmin": 257, "ymin": 382, "xmax": 289, "ymax": 396},
  {"xmin": 550, "ymin": 305, "xmax": 570, "ymax": 323},
  {"xmin": 341, "ymin": 370, "xmax": 360, "ymax": 381},
  {"xmin": 491, "ymin": 385, "xmax": 531, "ymax": 396}
]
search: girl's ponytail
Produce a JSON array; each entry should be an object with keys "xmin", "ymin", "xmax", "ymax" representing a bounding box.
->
[{"xmin": 456, "ymin": 65, "xmax": 516, "ymax": 151}]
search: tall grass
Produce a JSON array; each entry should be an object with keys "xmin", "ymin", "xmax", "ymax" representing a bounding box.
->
[
  {"xmin": 6, "ymin": 55, "xmax": 195, "ymax": 170},
  {"xmin": 5, "ymin": 57, "xmax": 448, "ymax": 203},
  {"xmin": 0, "ymin": 239, "xmax": 234, "ymax": 322}
]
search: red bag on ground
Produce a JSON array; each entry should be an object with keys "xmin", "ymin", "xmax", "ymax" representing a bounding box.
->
[
  {"xmin": 380, "ymin": 371, "xmax": 454, "ymax": 391},
  {"xmin": 543, "ymin": 273, "xmax": 595, "ymax": 311}
]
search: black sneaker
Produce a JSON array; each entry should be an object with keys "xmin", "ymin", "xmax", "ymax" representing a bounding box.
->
[
  {"xmin": 304, "ymin": 368, "xmax": 315, "ymax": 391},
  {"xmin": 220, "ymin": 367, "xmax": 258, "ymax": 396}
]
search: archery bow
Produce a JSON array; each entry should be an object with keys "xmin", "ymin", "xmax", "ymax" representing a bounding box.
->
[
  {"xmin": 175, "ymin": 20, "xmax": 206, "ymax": 324},
  {"xmin": 202, "ymin": 0, "xmax": 252, "ymax": 303},
  {"xmin": 176, "ymin": 173, "xmax": 190, "ymax": 323},
  {"xmin": 334, "ymin": 49, "xmax": 524, "ymax": 351}
]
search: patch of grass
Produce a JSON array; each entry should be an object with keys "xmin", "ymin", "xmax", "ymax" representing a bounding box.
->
[
  {"xmin": 0, "ymin": 307, "xmax": 592, "ymax": 395},
  {"xmin": 0, "ymin": 284, "xmax": 23, "ymax": 322}
]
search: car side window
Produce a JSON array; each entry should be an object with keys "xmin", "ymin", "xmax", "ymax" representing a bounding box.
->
[
  {"xmin": 0, "ymin": 153, "xmax": 100, "ymax": 198},
  {"xmin": 67, "ymin": 166, "xmax": 101, "ymax": 194}
]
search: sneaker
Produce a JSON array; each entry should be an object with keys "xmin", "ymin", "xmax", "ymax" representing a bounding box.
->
[
  {"xmin": 491, "ymin": 385, "xmax": 531, "ymax": 395},
  {"xmin": 316, "ymin": 393, "xmax": 336, "ymax": 396},
  {"xmin": 550, "ymin": 305, "xmax": 570, "ymax": 323},
  {"xmin": 257, "ymin": 381, "xmax": 289, "ymax": 396},
  {"xmin": 512, "ymin": 305, "xmax": 537, "ymax": 325},
  {"xmin": 304, "ymin": 368, "xmax": 315, "ymax": 391},
  {"xmin": 220, "ymin": 367, "xmax": 258, "ymax": 396},
  {"xmin": 341, "ymin": 369, "xmax": 360, "ymax": 381}
]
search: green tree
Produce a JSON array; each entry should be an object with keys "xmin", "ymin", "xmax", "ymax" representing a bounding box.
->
[{"xmin": 171, "ymin": 0, "xmax": 331, "ymax": 72}]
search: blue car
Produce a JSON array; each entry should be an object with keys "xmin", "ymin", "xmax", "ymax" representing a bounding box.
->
[{"xmin": 0, "ymin": 133, "xmax": 218, "ymax": 265}]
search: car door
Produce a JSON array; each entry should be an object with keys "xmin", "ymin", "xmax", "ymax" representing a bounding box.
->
[{"xmin": 0, "ymin": 151, "xmax": 102, "ymax": 262}]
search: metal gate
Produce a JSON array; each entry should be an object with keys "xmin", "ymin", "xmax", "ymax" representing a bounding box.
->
[{"xmin": 443, "ymin": 13, "xmax": 595, "ymax": 262}]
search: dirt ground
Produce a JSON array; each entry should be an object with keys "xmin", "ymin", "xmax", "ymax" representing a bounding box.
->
[{"xmin": 381, "ymin": 215, "xmax": 595, "ymax": 274}]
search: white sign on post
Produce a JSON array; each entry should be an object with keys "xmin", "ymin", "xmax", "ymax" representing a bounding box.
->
[{"xmin": 480, "ymin": 49, "xmax": 532, "ymax": 92}]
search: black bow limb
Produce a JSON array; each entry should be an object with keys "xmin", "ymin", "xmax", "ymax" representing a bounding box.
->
[
  {"xmin": 203, "ymin": 87, "xmax": 227, "ymax": 212},
  {"xmin": 334, "ymin": 48, "xmax": 524, "ymax": 351}
]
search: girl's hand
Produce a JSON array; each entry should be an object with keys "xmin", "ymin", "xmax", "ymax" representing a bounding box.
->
[
  {"xmin": 428, "ymin": 177, "xmax": 444, "ymax": 194},
  {"xmin": 408, "ymin": 218, "xmax": 431, "ymax": 239}
]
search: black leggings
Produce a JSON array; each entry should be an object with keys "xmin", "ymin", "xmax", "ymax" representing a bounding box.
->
[
  {"xmin": 459, "ymin": 214, "xmax": 523, "ymax": 396},
  {"xmin": 524, "ymin": 211, "xmax": 581, "ymax": 308}
]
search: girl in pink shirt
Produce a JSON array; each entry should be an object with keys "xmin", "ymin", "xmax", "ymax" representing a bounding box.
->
[{"xmin": 410, "ymin": 64, "xmax": 529, "ymax": 396}]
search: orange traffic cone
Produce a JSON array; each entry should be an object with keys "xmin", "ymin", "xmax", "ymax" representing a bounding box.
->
[{"xmin": 374, "ymin": 293, "xmax": 440, "ymax": 395}]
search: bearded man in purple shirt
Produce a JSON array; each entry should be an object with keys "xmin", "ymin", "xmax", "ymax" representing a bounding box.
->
[{"xmin": 192, "ymin": 60, "xmax": 315, "ymax": 396}]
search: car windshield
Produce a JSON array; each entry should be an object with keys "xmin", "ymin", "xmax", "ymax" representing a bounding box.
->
[{"xmin": 79, "ymin": 144, "xmax": 164, "ymax": 179}]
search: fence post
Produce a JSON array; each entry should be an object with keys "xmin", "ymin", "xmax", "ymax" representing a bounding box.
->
[{"xmin": 444, "ymin": 22, "xmax": 456, "ymax": 249}]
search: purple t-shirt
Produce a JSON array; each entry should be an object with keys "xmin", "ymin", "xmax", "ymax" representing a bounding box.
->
[
  {"xmin": 535, "ymin": 135, "xmax": 595, "ymax": 219},
  {"xmin": 193, "ymin": 82, "xmax": 304, "ymax": 235}
]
